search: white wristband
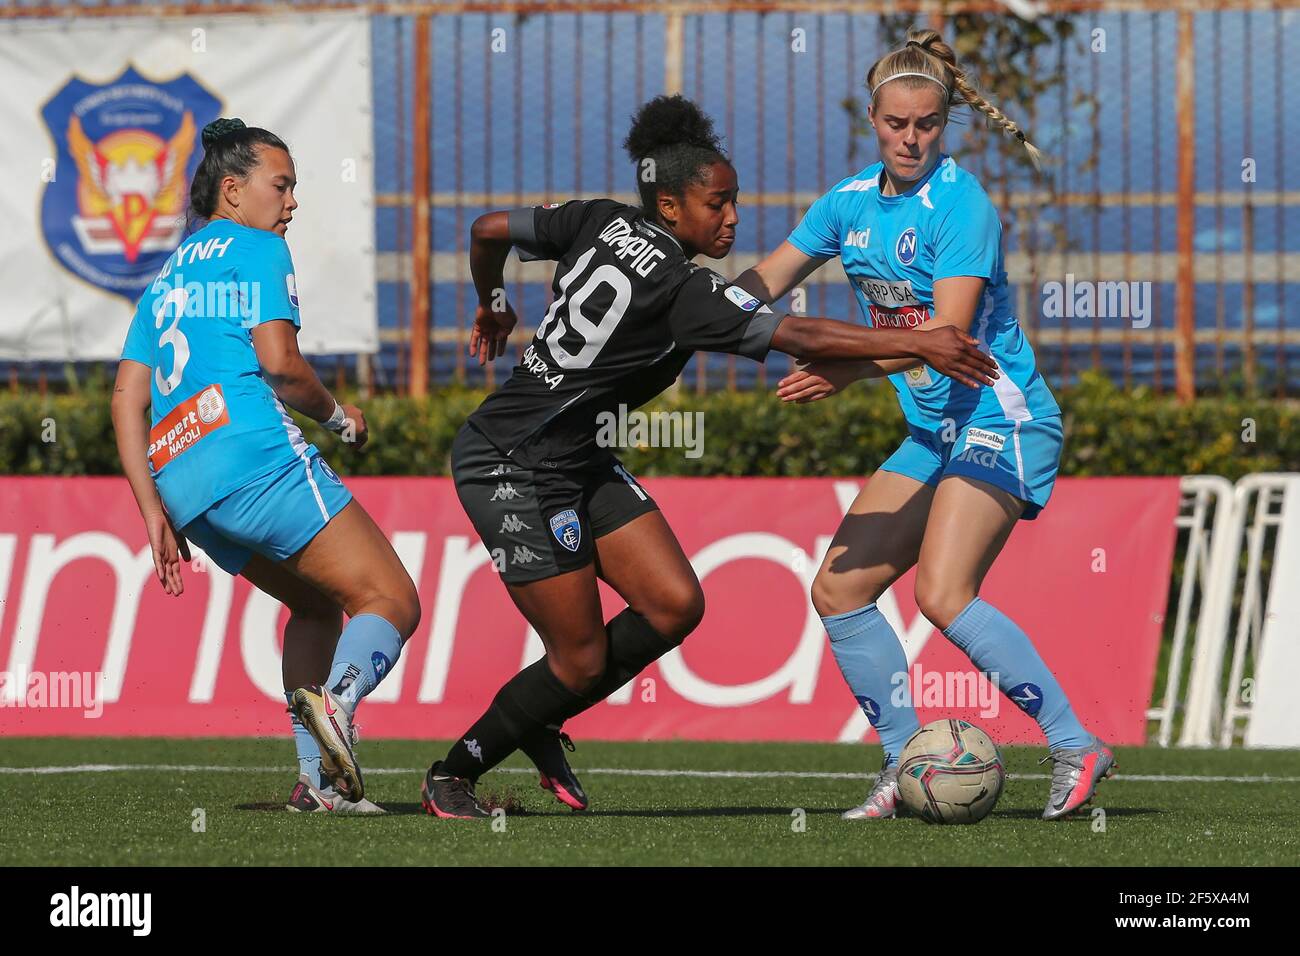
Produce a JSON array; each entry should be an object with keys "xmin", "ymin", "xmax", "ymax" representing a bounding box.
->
[{"xmin": 323, "ymin": 401, "xmax": 347, "ymax": 433}]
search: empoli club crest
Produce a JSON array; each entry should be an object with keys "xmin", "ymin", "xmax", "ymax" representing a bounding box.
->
[{"xmin": 40, "ymin": 65, "xmax": 221, "ymax": 303}]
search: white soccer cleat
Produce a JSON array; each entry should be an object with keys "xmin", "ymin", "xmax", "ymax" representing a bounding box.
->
[
  {"xmin": 842, "ymin": 760, "xmax": 901, "ymax": 820},
  {"xmin": 286, "ymin": 773, "xmax": 386, "ymax": 815}
]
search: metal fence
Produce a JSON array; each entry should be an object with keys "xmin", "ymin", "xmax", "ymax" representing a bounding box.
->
[{"xmin": 8, "ymin": 0, "xmax": 1300, "ymax": 399}]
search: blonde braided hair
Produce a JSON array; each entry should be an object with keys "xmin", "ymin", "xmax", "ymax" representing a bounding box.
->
[{"xmin": 868, "ymin": 28, "xmax": 1044, "ymax": 171}]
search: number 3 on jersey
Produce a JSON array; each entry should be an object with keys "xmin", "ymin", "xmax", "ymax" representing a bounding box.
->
[
  {"xmin": 154, "ymin": 285, "xmax": 190, "ymax": 396},
  {"xmin": 535, "ymin": 247, "xmax": 631, "ymax": 370}
]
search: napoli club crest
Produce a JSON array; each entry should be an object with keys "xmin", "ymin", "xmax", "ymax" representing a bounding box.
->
[
  {"xmin": 39, "ymin": 65, "xmax": 222, "ymax": 302},
  {"xmin": 549, "ymin": 509, "xmax": 581, "ymax": 553},
  {"xmin": 894, "ymin": 227, "xmax": 918, "ymax": 266}
]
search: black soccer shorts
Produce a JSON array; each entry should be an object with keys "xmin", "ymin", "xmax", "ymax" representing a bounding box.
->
[{"xmin": 451, "ymin": 422, "xmax": 660, "ymax": 584}]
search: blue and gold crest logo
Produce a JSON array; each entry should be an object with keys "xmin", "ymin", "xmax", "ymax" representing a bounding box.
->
[{"xmin": 40, "ymin": 65, "xmax": 221, "ymax": 302}]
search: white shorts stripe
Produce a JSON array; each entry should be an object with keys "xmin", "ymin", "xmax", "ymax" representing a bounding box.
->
[
  {"xmin": 302, "ymin": 453, "xmax": 329, "ymax": 522},
  {"xmin": 1012, "ymin": 420, "xmax": 1026, "ymax": 500}
]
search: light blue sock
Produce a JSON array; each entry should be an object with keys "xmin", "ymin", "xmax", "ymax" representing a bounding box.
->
[
  {"xmin": 823, "ymin": 603, "xmax": 920, "ymax": 766},
  {"xmin": 942, "ymin": 597, "xmax": 1092, "ymax": 750},
  {"xmin": 325, "ymin": 613, "xmax": 403, "ymax": 717},
  {"xmin": 285, "ymin": 691, "xmax": 324, "ymax": 785}
]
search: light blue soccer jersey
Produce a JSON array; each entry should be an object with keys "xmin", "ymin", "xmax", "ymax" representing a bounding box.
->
[
  {"xmin": 120, "ymin": 219, "xmax": 319, "ymax": 529},
  {"xmin": 787, "ymin": 155, "xmax": 1060, "ymax": 429}
]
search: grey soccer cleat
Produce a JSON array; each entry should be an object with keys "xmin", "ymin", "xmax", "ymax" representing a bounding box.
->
[
  {"xmin": 842, "ymin": 759, "xmax": 902, "ymax": 820},
  {"xmin": 1040, "ymin": 737, "xmax": 1117, "ymax": 820}
]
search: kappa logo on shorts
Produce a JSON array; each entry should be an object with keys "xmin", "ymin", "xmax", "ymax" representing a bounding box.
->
[
  {"xmin": 549, "ymin": 509, "xmax": 582, "ymax": 553},
  {"xmin": 485, "ymin": 464, "xmax": 512, "ymax": 477},
  {"xmin": 512, "ymin": 546, "xmax": 542, "ymax": 565},
  {"xmin": 954, "ymin": 445, "xmax": 1000, "ymax": 469},
  {"xmin": 499, "ymin": 514, "xmax": 532, "ymax": 534},
  {"xmin": 964, "ymin": 428, "xmax": 1007, "ymax": 453},
  {"xmin": 490, "ymin": 482, "xmax": 523, "ymax": 501}
]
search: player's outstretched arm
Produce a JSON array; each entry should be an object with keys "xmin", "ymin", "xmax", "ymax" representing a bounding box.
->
[
  {"xmin": 467, "ymin": 211, "xmax": 518, "ymax": 364},
  {"xmin": 768, "ymin": 315, "xmax": 998, "ymax": 390},
  {"xmin": 732, "ymin": 241, "xmax": 831, "ymax": 304},
  {"xmin": 252, "ymin": 319, "xmax": 368, "ymax": 447},
  {"xmin": 776, "ymin": 275, "xmax": 994, "ymax": 401}
]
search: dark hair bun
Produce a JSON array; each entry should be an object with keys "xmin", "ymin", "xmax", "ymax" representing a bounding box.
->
[
  {"xmin": 201, "ymin": 117, "xmax": 247, "ymax": 150},
  {"xmin": 624, "ymin": 94, "xmax": 723, "ymax": 162}
]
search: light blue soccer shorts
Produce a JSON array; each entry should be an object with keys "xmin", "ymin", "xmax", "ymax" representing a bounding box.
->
[
  {"xmin": 879, "ymin": 415, "xmax": 1064, "ymax": 520},
  {"xmin": 179, "ymin": 452, "xmax": 353, "ymax": 574}
]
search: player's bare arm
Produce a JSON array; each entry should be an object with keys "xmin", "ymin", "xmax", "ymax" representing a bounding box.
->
[
  {"xmin": 252, "ymin": 318, "xmax": 367, "ymax": 446},
  {"xmin": 468, "ymin": 210, "xmax": 518, "ymax": 364},
  {"xmin": 777, "ymin": 275, "xmax": 991, "ymax": 402}
]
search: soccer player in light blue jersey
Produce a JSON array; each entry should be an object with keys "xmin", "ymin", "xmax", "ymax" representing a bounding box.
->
[
  {"xmin": 111, "ymin": 118, "xmax": 420, "ymax": 814},
  {"xmin": 735, "ymin": 30, "xmax": 1116, "ymax": 821}
]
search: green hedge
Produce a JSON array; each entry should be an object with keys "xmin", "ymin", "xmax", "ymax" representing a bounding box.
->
[{"xmin": 2, "ymin": 372, "xmax": 1297, "ymax": 478}]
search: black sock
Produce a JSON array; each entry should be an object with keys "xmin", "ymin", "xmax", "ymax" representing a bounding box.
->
[
  {"xmin": 441, "ymin": 657, "xmax": 588, "ymax": 780},
  {"xmin": 518, "ymin": 609, "xmax": 675, "ymax": 759},
  {"xmin": 583, "ymin": 608, "xmax": 677, "ymax": 706}
]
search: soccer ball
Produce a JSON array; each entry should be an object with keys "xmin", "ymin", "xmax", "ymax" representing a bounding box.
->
[{"xmin": 897, "ymin": 719, "xmax": 1005, "ymax": 824}]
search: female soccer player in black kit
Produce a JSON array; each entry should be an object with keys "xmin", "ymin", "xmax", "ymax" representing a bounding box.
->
[{"xmin": 422, "ymin": 95, "xmax": 997, "ymax": 818}]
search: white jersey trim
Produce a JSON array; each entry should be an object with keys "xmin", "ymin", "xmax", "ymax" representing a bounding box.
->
[{"xmin": 975, "ymin": 289, "xmax": 1032, "ymax": 423}]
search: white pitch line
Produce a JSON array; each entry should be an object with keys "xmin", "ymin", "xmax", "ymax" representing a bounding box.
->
[{"xmin": 0, "ymin": 763, "xmax": 1298, "ymax": 784}]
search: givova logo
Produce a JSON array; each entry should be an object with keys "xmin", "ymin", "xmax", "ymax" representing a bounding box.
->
[{"xmin": 954, "ymin": 445, "xmax": 1000, "ymax": 469}]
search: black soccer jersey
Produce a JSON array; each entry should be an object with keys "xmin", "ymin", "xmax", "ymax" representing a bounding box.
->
[{"xmin": 468, "ymin": 199, "xmax": 780, "ymax": 464}]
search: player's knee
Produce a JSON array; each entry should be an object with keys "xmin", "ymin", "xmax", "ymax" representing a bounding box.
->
[
  {"xmin": 392, "ymin": 579, "xmax": 422, "ymax": 642},
  {"xmin": 913, "ymin": 578, "xmax": 971, "ymax": 633},
  {"xmin": 554, "ymin": 636, "xmax": 608, "ymax": 693},
  {"xmin": 811, "ymin": 571, "xmax": 873, "ymax": 618},
  {"xmin": 647, "ymin": 583, "xmax": 705, "ymax": 645}
]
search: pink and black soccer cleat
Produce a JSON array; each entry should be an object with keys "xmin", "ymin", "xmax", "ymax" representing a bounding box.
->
[
  {"xmin": 421, "ymin": 761, "xmax": 492, "ymax": 820},
  {"xmin": 521, "ymin": 725, "xmax": 589, "ymax": 811}
]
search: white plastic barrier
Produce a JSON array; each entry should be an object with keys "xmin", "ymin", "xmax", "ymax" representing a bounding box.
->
[{"xmin": 1159, "ymin": 473, "xmax": 1299, "ymax": 748}]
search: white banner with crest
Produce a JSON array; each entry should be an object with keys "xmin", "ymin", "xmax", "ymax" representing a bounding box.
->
[{"xmin": 0, "ymin": 12, "xmax": 376, "ymax": 360}]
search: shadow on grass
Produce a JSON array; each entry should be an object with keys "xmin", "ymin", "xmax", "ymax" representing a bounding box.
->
[{"xmin": 235, "ymin": 801, "xmax": 1162, "ymax": 822}]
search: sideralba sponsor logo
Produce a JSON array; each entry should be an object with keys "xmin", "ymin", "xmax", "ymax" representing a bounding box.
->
[{"xmin": 49, "ymin": 886, "xmax": 151, "ymax": 936}]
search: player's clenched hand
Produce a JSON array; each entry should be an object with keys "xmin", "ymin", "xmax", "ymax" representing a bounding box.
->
[
  {"xmin": 469, "ymin": 302, "xmax": 518, "ymax": 365},
  {"xmin": 916, "ymin": 326, "xmax": 1000, "ymax": 389},
  {"xmin": 145, "ymin": 510, "xmax": 190, "ymax": 597},
  {"xmin": 340, "ymin": 404, "xmax": 369, "ymax": 448},
  {"xmin": 777, "ymin": 361, "xmax": 859, "ymax": 403}
]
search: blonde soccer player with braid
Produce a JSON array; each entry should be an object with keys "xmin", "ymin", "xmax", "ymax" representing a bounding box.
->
[{"xmin": 735, "ymin": 29, "xmax": 1116, "ymax": 821}]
